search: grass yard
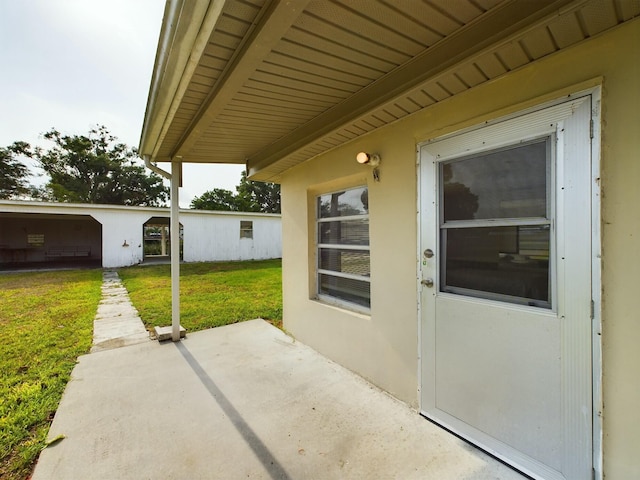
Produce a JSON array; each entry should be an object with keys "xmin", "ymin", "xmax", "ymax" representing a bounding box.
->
[
  {"xmin": 118, "ymin": 258, "xmax": 283, "ymax": 333},
  {"xmin": 0, "ymin": 269, "xmax": 103, "ymax": 480},
  {"xmin": 0, "ymin": 259, "xmax": 281, "ymax": 480}
]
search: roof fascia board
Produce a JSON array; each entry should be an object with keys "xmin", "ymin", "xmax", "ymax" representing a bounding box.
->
[
  {"xmin": 171, "ymin": 0, "xmax": 311, "ymax": 161},
  {"xmin": 139, "ymin": 0, "xmax": 187, "ymax": 155},
  {"xmin": 246, "ymin": 0, "xmax": 580, "ymax": 177},
  {"xmin": 140, "ymin": 0, "xmax": 226, "ymax": 160},
  {"xmin": 0, "ymin": 200, "xmax": 281, "ymax": 218},
  {"xmin": 0, "ymin": 201, "xmax": 162, "ymax": 216}
]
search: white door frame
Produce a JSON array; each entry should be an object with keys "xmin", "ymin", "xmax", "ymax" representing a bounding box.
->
[{"xmin": 415, "ymin": 88, "xmax": 602, "ymax": 479}]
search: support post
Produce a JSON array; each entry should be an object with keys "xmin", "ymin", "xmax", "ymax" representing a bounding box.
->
[{"xmin": 170, "ymin": 161, "xmax": 181, "ymax": 341}]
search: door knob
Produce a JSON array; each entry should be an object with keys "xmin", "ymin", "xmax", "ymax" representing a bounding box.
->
[{"xmin": 421, "ymin": 278, "xmax": 434, "ymax": 288}]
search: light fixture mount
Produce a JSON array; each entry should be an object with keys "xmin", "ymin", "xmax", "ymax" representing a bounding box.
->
[
  {"xmin": 356, "ymin": 151, "xmax": 381, "ymax": 182},
  {"xmin": 356, "ymin": 152, "xmax": 380, "ymax": 167}
]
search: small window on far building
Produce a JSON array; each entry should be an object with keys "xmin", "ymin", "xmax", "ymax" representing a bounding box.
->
[{"xmin": 240, "ymin": 220, "xmax": 253, "ymax": 239}]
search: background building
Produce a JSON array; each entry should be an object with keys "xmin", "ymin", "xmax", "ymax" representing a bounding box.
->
[{"xmin": 0, "ymin": 200, "xmax": 281, "ymax": 269}]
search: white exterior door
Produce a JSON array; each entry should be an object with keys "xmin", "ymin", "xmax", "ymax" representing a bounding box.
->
[{"xmin": 419, "ymin": 95, "xmax": 596, "ymax": 479}]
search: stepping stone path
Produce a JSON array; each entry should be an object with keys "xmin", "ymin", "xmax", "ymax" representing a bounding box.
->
[{"xmin": 91, "ymin": 270, "xmax": 150, "ymax": 353}]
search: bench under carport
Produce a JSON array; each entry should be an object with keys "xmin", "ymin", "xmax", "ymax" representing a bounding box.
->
[{"xmin": 45, "ymin": 246, "xmax": 92, "ymax": 259}]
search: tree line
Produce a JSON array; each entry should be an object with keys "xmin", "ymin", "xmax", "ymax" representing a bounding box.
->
[
  {"xmin": 0, "ymin": 126, "xmax": 280, "ymax": 213},
  {"xmin": 189, "ymin": 170, "xmax": 280, "ymax": 213}
]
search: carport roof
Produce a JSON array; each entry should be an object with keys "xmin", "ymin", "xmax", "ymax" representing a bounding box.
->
[{"xmin": 139, "ymin": 0, "xmax": 638, "ymax": 182}]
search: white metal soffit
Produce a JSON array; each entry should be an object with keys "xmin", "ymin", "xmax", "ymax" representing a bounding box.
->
[{"xmin": 140, "ymin": 0, "xmax": 639, "ymax": 181}]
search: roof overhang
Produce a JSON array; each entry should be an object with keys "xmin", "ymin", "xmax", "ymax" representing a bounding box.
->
[{"xmin": 139, "ymin": 0, "xmax": 638, "ymax": 182}]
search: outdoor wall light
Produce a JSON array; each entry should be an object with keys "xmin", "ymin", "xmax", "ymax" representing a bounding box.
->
[
  {"xmin": 356, "ymin": 152, "xmax": 381, "ymax": 182},
  {"xmin": 356, "ymin": 151, "xmax": 380, "ymax": 167}
]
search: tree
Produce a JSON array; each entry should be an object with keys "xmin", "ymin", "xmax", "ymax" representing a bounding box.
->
[
  {"xmin": 190, "ymin": 171, "xmax": 281, "ymax": 213},
  {"xmin": 235, "ymin": 171, "xmax": 281, "ymax": 213},
  {"xmin": 190, "ymin": 188, "xmax": 238, "ymax": 211},
  {"xmin": 30, "ymin": 126, "xmax": 168, "ymax": 206},
  {"xmin": 0, "ymin": 142, "xmax": 31, "ymax": 199}
]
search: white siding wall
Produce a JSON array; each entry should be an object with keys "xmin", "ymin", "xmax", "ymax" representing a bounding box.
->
[
  {"xmin": 0, "ymin": 201, "xmax": 282, "ymax": 268},
  {"xmin": 90, "ymin": 211, "xmax": 149, "ymax": 268},
  {"xmin": 182, "ymin": 212, "xmax": 282, "ymax": 262}
]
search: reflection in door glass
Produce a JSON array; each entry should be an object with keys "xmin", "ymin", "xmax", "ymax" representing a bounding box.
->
[
  {"xmin": 442, "ymin": 225, "xmax": 550, "ymax": 306},
  {"xmin": 442, "ymin": 139, "xmax": 548, "ymax": 221},
  {"xmin": 440, "ymin": 138, "xmax": 552, "ymax": 308}
]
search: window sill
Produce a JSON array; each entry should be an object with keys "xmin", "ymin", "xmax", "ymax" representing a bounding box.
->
[{"xmin": 314, "ymin": 295, "xmax": 371, "ymax": 318}]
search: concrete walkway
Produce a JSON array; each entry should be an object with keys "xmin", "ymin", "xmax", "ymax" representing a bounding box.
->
[
  {"xmin": 90, "ymin": 270, "xmax": 149, "ymax": 353},
  {"xmin": 32, "ymin": 318, "xmax": 524, "ymax": 480}
]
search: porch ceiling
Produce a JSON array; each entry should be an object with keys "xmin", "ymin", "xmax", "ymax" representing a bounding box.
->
[{"xmin": 139, "ymin": 0, "xmax": 638, "ymax": 182}]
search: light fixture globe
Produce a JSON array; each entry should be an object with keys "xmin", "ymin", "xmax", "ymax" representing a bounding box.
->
[
  {"xmin": 356, "ymin": 151, "xmax": 370, "ymax": 164},
  {"xmin": 356, "ymin": 152, "xmax": 380, "ymax": 167}
]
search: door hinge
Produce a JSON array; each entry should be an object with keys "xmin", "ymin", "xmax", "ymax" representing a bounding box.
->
[
  {"xmin": 590, "ymin": 118, "xmax": 594, "ymax": 139},
  {"xmin": 591, "ymin": 300, "xmax": 595, "ymax": 320}
]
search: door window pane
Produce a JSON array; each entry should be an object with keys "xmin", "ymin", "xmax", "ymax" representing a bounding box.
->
[
  {"xmin": 442, "ymin": 225, "xmax": 550, "ymax": 306},
  {"xmin": 442, "ymin": 140, "xmax": 548, "ymax": 221}
]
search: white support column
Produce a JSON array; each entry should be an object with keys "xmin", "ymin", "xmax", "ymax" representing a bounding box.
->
[{"xmin": 170, "ymin": 161, "xmax": 181, "ymax": 341}]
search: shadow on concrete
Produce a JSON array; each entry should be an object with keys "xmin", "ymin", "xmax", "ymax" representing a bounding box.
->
[
  {"xmin": 175, "ymin": 341, "xmax": 291, "ymax": 480},
  {"xmin": 31, "ymin": 319, "xmax": 526, "ymax": 480}
]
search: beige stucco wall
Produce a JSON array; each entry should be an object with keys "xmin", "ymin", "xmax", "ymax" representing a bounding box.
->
[{"xmin": 280, "ymin": 18, "xmax": 639, "ymax": 478}]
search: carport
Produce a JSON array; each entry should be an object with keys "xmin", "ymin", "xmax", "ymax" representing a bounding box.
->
[{"xmin": 0, "ymin": 210, "xmax": 102, "ymax": 269}]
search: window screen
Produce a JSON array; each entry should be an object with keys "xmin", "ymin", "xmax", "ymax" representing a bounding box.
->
[
  {"xmin": 440, "ymin": 138, "xmax": 552, "ymax": 308},
  {"xmin": 317, "ymin": 186, "xmax": 370, "ymax": 309}
]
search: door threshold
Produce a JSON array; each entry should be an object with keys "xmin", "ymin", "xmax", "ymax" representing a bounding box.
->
[{"xmin": 420, "ymin": 411, "xmax": 535, "ymax": 480}]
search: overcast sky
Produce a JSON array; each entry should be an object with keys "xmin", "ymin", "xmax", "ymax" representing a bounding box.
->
[{"xmin": 0, "ymin": 0, "xmax": 245, "ymax": 207}]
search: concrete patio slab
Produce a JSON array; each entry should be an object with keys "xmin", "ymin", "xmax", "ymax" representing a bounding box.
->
[{"xmin": 32, "ymin": 319, "xmax": 524, "ymax": 480}]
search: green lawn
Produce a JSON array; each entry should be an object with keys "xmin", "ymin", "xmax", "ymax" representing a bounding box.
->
[
  {"xmin": 0, "ymin": 269, "xmax": 103, "ymax": 480},
  {"xmin": 118, "ymin": 259, "xmax": 283, "ymax": 332},
  {"xmin": 0, "ymin": 259, "xmax": 282, "ymax": 480}
]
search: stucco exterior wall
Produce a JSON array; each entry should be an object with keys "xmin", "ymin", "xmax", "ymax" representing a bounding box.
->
[{"xmin": 280, "ymin": 19, "xmax": 639, "ymax": 478}]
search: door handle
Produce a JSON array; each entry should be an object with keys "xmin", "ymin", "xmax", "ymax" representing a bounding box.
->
[{"xmin": 421, "ymin": 278, "xmax": 434, "ymax": 288}]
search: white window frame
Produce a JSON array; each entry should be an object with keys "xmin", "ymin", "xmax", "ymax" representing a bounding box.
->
[
  {"xmin": 240, "ymin": 220, "xmax": 253, "ymax": 239},
  {"xmin": 438, "ymin": 135, "xmax": 556, "ymax": 309},
  {"xmin": 316, "ymin": 186, "xmax": 371, "ymax": 313},
  {"xmin": 417, "ymin": 88, "xmax": 603, "ymax": 478}
]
